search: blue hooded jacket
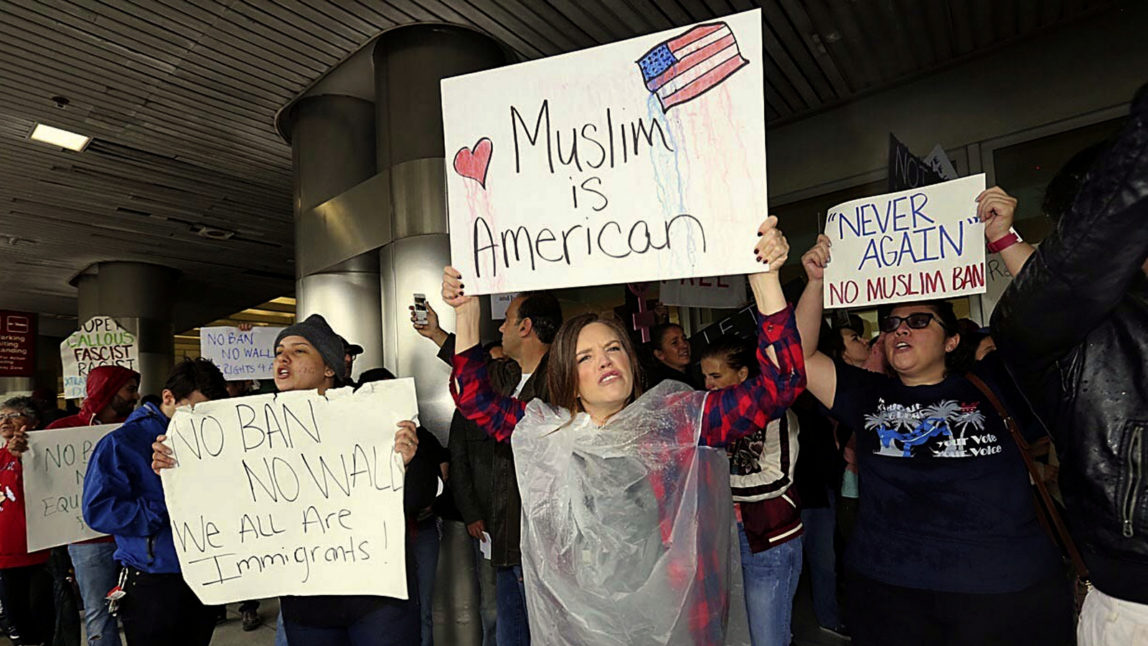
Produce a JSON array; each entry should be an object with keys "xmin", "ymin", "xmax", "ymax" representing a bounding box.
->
[{"xmin": 82, "ymin": 402, "xmax": 180, "ymax": 574}]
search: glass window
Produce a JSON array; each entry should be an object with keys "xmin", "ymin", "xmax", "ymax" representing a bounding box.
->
[{"xmin": 991, "ymin": 117, "xmax": 1125, "ymax": 244}]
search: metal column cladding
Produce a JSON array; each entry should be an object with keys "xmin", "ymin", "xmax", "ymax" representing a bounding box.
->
[
  {"xmin": 373, "ymin": 24, "xmax": 511, "ymax": 437},
  {"xmin": 287, "ymin": 95, "xmax": 383, "ymax": 381},
  {"xmin": 373, "ymin": 25, "xmax": 511, "ymax": 646}
]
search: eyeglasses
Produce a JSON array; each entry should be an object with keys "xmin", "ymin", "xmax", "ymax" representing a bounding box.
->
[
  {"xmin": 0, "ymin": 412, "xmax": 27, "ymax": 422},
  {"xmin": 879, "ymin": 313, "xmax": 940, "ymax": 333}
]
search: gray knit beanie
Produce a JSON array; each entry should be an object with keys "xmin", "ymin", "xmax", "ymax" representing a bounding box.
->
[{"xmin": 274, "ymin": 314, "xmax": 346, "ymax": 381}]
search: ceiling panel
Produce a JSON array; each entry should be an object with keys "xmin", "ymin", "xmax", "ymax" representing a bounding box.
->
[{"xmin": 0, "ymin": 0, "xmax": 1116, "ymax": 328}]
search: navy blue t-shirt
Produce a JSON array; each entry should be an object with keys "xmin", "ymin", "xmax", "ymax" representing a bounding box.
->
[{"xmin": 830, "ymin": 354, "xmax": 1062, "ymax": 593}]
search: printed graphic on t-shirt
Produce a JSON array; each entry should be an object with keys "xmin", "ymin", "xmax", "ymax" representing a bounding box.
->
[
  {"xmin": 864, "ymin": 398, "xmax": 1001, "ymax": 458},
  {"xmin": 728, "ymin": 427, "xmax": 766, "ymax": 476}
]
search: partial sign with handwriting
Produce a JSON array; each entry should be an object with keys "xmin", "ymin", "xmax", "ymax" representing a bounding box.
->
[{"xmin": 23, "ymin": 425, "xmax": 118, "ymax": 551}]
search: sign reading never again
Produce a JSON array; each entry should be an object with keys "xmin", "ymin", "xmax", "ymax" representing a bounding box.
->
[
  {"xmin": 442, "ymin": 9, "xmax": 767, "ymax": 295},
  {"xmin": 160, "ymin": 381, "xmax": 418, "ymax": 604},
  {"xmin": 823, "ymin": 174, "xmax": 988, "ymax": 309},
  {"xmin": 22, "ymin": 425, "xmax": 119, "ymax": 551},
  {"xmin": 60, "ymin": 316, "xmax": 139, "ymax": 399}
]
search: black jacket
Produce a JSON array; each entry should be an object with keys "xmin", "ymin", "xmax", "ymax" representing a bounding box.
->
[
  {"xmin": 440, "ymin": 335, "xmax": 547, "ymax": 567},
  {"xmin": 991, "ymin": 90, "xmax": 1148, "ymax": 604}
]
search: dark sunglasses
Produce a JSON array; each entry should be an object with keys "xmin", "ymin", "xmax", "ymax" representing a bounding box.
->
[{"xmin": 879, "ymin": 313, "xmax": 940, "ymax": 333}]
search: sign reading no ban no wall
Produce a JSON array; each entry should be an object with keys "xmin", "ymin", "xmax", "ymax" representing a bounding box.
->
[{"xmin": 161, "ymin": 381, "xmax": 418, "ymax": 604}]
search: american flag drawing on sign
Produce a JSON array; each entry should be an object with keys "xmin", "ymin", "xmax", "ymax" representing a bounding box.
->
[{"xmin": 637, "ymin": 22, "xmax": 749, "ymax": 112}]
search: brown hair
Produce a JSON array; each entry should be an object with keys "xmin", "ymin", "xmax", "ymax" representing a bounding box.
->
[{"xmin": 547, "ymin": 313, "xmax": 644, "ymax": 416}]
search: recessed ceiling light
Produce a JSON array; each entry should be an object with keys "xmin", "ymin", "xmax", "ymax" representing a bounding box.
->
[
  {"xmin": 29, "ymin": 123, "xmax": 91, "ymax": 152},
  {"xmin": 192, "ymin": 224, "xmax": 235, "ymax": 240}
]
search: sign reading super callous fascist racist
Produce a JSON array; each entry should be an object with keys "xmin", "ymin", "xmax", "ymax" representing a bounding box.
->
[{"xmin": 61, "ymin": 317, "xmax": 139, "ymax": 399}]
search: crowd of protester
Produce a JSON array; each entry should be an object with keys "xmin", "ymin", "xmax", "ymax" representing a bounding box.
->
[{"xmin": 0, "ymin": 87, "xmax": 1144, "ymax": 646}]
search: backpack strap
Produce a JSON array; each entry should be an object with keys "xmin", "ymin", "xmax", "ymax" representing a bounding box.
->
[{"xmin": 965, "ymin": 372, "xmax": 1089, "ymax": 579}]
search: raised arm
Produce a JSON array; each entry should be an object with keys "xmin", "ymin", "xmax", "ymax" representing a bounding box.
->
[
  {"xmin": 449, "ymin": 345, "xmax": 527, "ymax": 442},
  {"xmin": 411, "ymin": 301, "xmax": 450, "ymax": 348},
  {"xmin": 976, "ymin": 187, "xmax": 1036, "ymax": 278},
  {"xmin": 699, "ymin": 216, "xmax": 807, "ymax": 446},
  {"xmin": 83, "ymin": 437, "xmax": 168, "ymax": 538},
  {"xmin": 993, "ymin": 94, "xmax": 1148, "ymax": 366},
  {"xmin": 443, "ymin": 267, "xmax": 526, "ymax": 442},
  {"xmin": 793, "ymin": 235, "xmax": 840, "ymax": 409}
]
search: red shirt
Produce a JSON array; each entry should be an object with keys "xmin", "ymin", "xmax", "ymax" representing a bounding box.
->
[{"xmin": 0, "ymin": 448, "xmax": 49, "ymax": 568}]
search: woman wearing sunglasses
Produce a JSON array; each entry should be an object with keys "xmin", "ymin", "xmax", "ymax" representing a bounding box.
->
[{"xmin": 793, "ymin": 234, "xmax": 1073, "ymax": 646}]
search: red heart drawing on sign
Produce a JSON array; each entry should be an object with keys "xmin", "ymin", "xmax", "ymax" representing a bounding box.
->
[{"xmin": 453, "ymin": 138, "xmax": 493, "ymax": 189}]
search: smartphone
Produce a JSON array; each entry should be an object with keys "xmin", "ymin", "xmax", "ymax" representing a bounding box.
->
[{"xmin": 413, "ymin": 293, "xmax": 428, "ymax": 325}]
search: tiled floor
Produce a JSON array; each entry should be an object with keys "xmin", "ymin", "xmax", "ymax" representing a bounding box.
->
[{"xmin": 10, "ymin": 564, "xmax": 851, "ymax": 645}]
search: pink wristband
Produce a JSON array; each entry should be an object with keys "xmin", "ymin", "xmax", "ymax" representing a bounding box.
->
[{"xmin": 987, "ymin": 232, "xmax": 1020, "ymax": 254}]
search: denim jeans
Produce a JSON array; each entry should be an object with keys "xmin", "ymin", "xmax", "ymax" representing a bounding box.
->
[
  {"xmin": 471, "ymin": 539, "xmax": 498, "ymax": 646},
  {"xmin": 275, "ymin": 610, "xmax": 288, "ymax": 646},
  {"xmin": 495, "ymin": 565, "xmax": 530, "ymax": 646},
  {"xmin": 68, "ymin": 542, "xmax": 122, "ymax": 646},
  {"xmin": 801, "ymin": 492, "xmax": 841, "ymax": 631},
  {"xmin": 739, "ymin": 526, "xmax": 803, "ymax": 646},
  {"xmin": 413, "ymin": 517, "xmax": 441, "ymax": 646}
]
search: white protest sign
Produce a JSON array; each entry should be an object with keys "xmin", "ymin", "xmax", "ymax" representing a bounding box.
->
[
  {"xmin": 980, "ymin": 242, "xmax": 1040, "ymax": 321},
  {"xmin": 659, "ymin": 275, "xmax": 746, "ymax": 308},
  {"xmin": 199, "ymin": 326, "xmax": 284, "ymax": 381},
  {"xmin": 823, "ymin": 174, "xmax": 987, "ymax": 309},
  {"xmin": 161, "ymin": 381, "xmax": 418, "ymax": 604},
  {"xmin": 491, "ymin": 294, "xmax": 515, "ymax": 320},
  {"xmin": 923, "ymin": 144, "xmax": 959, "ymax": 181},
  {"xmin": 443, "ymin": 10, "xmax": 767, "ymax": 295},
  {"xmin": 61, "ymin": 317, "xmax": 139, "ymax": 399},
  {"xmin": 22, "ymin": 425, "xmax": 118, "ymax": 551}
]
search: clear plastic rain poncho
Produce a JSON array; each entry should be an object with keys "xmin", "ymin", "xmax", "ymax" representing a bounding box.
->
[{"xmin": 510, "ymin": 380, "xmax": 750, "ymax": 645}]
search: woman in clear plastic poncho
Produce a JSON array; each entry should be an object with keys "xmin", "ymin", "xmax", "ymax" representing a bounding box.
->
[{"xmin": 443, "ymin": 216, "xmax": 806, "ymax": 645}]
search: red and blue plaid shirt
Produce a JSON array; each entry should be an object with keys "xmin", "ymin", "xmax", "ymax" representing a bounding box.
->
[{"xmin": 451, "ymin": 305, "xmax": 805, "ymax": 643}]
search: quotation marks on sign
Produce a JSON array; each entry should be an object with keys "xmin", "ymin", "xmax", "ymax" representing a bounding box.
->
[
  {"xmin": 637, "ymin": 22, "xmax": 749, "ymax": 112},
  {"xmin": 453, "ymin": 138, "xmax": 494, "ymax": 188}
]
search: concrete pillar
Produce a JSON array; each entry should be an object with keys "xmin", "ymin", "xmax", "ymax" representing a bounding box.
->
[
  {"xmin": 287, "ymin": 95, "xmax": 382, "ymax": 379},
  {"xmin": 374, "ymin": 24, "xmax": 511, "ymax": 646},
  {"xmin": 76, "ymin": 262, "xmax": 179, "ymax": 398}
]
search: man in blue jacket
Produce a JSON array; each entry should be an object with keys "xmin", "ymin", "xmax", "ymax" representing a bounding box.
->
[{"xmin": 82, "ymin": 358, "xmax": 228, "ymax": 646}]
